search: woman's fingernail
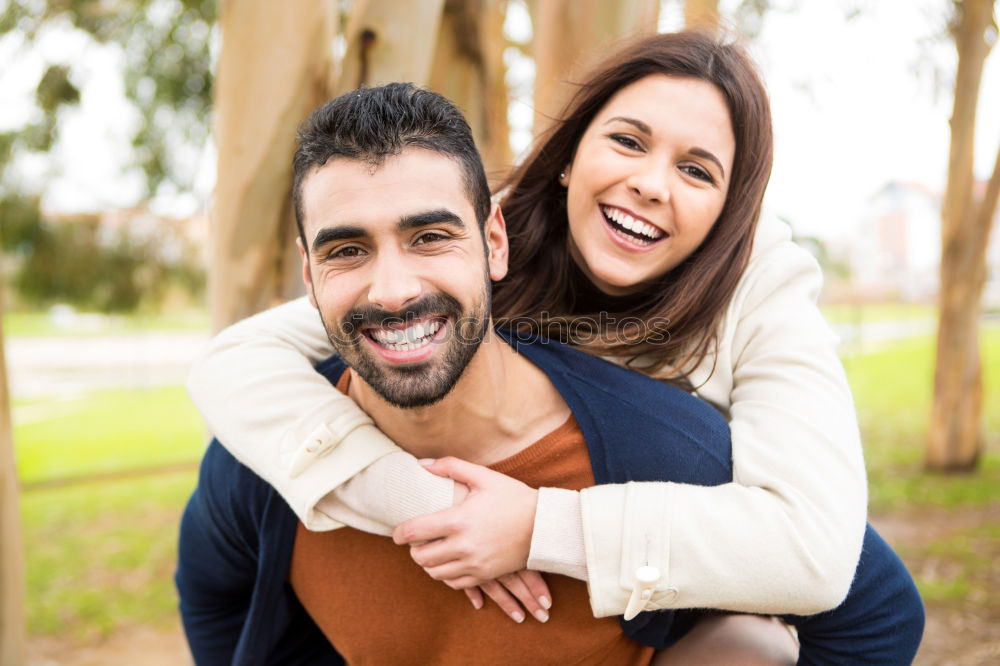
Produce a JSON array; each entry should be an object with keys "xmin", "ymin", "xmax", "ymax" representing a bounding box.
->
[
  {"xmin": 471, "ymin": 597, "xmax": 482, "ymax": 610},
  {"xmin": 539, "ymin": 595, "xmax": 551, "ymax": 609},
  {"xmin": 534, "ymin": 609, "xmax": 549, "ymax": 623},
  {"xmin": 418, "ymin": 458, "xmax": 435, "ymax": 466},
  {"xmin": 511, "ymin": 611, "xmax": 525, "ymax": 623}
]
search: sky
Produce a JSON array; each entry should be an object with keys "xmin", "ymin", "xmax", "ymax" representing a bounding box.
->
[{"xmin": 0, "ymin": 0, "xmax": 998, "ymax": 241}]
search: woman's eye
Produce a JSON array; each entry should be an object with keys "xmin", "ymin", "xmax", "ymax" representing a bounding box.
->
[
  {"xmin": 681, "ymin": 164, "xmax": 714, "ymax": 183},
  {"xmin": 610, "ymin": 134, "xmax": 642, "ymax": 150}
]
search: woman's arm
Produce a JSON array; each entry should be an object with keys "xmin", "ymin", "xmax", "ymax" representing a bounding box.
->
[
  {"xmin": 398, "ymin": 224, "xmax": 868, "ymax": 616},
  {"xmin": 580, "ymin": 231, "xmax": 868, "ymax": 617},
  {"xmin": 187, "ymin": 296, "xmax": 454, "ymax": 530}
]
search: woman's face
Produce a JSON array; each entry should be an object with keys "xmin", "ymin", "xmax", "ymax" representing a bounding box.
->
[{"xmin": 563, "ymin": 74, "xmax": 735, "ymax": 295}]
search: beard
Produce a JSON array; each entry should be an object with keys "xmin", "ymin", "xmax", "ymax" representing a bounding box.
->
[{"xmin": 318, "ymin": 288, "xmax": 491, "ymax": 409}]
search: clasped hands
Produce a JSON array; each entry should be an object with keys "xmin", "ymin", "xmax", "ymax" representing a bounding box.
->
[{"xmin": 391, "ymin": 457, "xmax": 553, "ymax": 624}]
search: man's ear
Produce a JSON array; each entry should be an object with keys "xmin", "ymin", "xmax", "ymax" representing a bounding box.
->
[
  {"xmin": 297, "ymin": 237, "xmax": 318, "ymax": 308},
  {"xmin": 484, "ymin": 202, "xmax": 509, "ymax": 282}
]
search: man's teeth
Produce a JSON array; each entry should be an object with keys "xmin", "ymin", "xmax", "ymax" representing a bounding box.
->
[
  {"xmin": 602, "ymin": 206, "xmax": 663, "ymax": 240},
  {"xmin": 371, "ymin": 320, "xmax": 442, "ymax": 350}
]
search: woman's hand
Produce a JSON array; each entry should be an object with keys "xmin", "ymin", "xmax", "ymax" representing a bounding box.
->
[
  {"xmin": 464, "ymin": 570, "xmax": 552, "ymax": 623},
  {"xmin": 392, "ymin": 457, "xmax": 550, "ymax": 620}
]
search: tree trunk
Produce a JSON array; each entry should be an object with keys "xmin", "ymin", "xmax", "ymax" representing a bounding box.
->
[
  {"xmin": 684, "ymin": 0, "xmax": 720, "ymax": 29},
  {"xmin": 210, "ymin": 0, "xmax": 335, "ymax": 331},
  {"xmin": 429, "ymin": 0, "xmax": 512, "ymax": 184},
  {"xmin": 335, "ymin": 0, "xmax": 446, "ymax": 93},
  {"xmin": 528, "ymin": 0, "xmax": 660, "ymax": 137},
  {"xmin": 0, "ymin": 304, "xmax": 25, "ymax": 665},
  {"xmin": 927, "ymin": 0, "xmax": 998, "ymax": 470}
]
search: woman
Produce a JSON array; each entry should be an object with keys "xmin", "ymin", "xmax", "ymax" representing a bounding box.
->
[{"xmin": 188, "ymin": 30, "xmax": 921, "ymax": 661}]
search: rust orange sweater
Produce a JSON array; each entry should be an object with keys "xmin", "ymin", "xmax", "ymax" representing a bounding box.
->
[{"xmin": 288, "ymin": 371, "xmax": 653, "ymax": 665}]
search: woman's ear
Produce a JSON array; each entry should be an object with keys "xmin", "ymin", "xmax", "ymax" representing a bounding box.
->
[
  {"xmin": 559, "ymin": 165, "xmax": 571, "ymax": 188},
  {"xmin": 483, "ymin": 202, "xmax": 509, "ymax": 282}
]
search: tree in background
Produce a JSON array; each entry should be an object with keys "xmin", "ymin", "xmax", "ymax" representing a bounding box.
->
[
  {"xmin": 209, "ymin": 0, "xmax": 336, "ymax": 330},
  {"xmin": 927, "ymin": 0, "xmax": 1000, "ymax": 471},
  {"xmin": 0, "ymin": 0, "xmax": 216, "ymax": 314},
  {"xmin": 0, "ymin": 300, "xmax": 24, "ymax": 665}
]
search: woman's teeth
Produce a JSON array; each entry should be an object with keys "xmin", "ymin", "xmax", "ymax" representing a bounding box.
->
[{"xmin": 601, "ymin": 205, "xmax": 665, "ymax": 242}]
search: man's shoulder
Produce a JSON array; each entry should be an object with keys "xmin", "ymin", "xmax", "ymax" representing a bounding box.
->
[
  {"xmin": 497, "ymin": 328, "xmax": 731, "ymax": 483},
  {"xmin": 194, "ymin": 439, "xmax": 279, "ymax": 530},
  {"xmin": 497, "ymin": 327, "xmax": 707, "ymax": 410}
]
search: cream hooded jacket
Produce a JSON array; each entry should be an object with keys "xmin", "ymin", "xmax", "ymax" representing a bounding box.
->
[{"xmin": 186, "ymin": 215, "xmax": 867, "ymax": 617}]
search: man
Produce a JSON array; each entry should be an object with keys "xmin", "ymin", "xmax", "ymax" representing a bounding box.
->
[
  {"xmin": 177, "ymin": 84, "xmax": 920, "ymax": 665},
  {"xmin": 177, "ymin": 82, "xmax": 733, "ymax": 664}
]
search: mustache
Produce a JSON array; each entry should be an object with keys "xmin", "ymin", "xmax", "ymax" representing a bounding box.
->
[{"xmin": 339, "ymin": 293, "xmax": 465, "ymax": 333}]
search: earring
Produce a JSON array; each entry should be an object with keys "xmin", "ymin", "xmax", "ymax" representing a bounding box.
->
[{"xmin": 559, "ymin": 171, "xmax": 566, "ymax": 181}]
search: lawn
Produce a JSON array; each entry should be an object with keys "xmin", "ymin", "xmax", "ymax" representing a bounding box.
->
[
  {"xmin": 13, "ymin": 320, "xmax": 1000, "ymax": 648},
  {"xmin": 16, "ymin": 386, "xmax": 207, "ymax": 639},
  {"xmin": 844, "ymin": 325, "xmax": 1000, "ymax": 512},
  {"xmin": 3, "ymin": 309, "xmax": 209, "ymax": 338}
]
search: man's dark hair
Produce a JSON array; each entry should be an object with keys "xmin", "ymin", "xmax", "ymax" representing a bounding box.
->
[{"xmin": 292, "ymin": 83, "xmax": 491, "ymax": 242}]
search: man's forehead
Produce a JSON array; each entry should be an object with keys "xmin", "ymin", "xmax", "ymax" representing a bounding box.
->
[{"xmin": 301, "ymin": 149, "xmax": 473, "ymax": 240}]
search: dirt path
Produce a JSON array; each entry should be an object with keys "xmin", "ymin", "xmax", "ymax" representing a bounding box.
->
[{"xmin": 26, "ymin": 623, "xmax": 191, "ymax": 666}]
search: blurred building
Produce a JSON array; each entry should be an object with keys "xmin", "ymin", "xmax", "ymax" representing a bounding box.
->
[{"xmin": 846, "ymin": 180, "xmax": 1000, "ymax": 307}]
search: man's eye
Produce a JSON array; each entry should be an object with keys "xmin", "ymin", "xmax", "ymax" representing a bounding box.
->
[
  {"xmin": 415, "ymin": 232, "xmax": 448, "ymax": 244},
  {"xmin": 681, "ymin": 164, "xmax": 714, "ymax": 184},
  {"xmin": 610, "ymin": 134, "xmax": 642, "ymax": 150},
  {"xmin": 329, "ymin": 246, "xmax": 365, "ymax": 259}
]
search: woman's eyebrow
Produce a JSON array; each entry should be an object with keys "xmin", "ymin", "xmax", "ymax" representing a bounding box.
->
[
  {"xmin": 690, "ymin": 147, "xmax": 726, "ymax": 179},
  {"xmin": 603, "ymin": 116, "xmax": 652, "ymax": 135},
  {"xmin": 604, "ymin": 116, "xmax": 726, "ymax": 180}
]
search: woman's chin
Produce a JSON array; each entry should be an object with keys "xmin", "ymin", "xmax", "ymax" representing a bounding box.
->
[{"xmin": 587, "ymin": 268, "xmax": 647, "ymax": 296}]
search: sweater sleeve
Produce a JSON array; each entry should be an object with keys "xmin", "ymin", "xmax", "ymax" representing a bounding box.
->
[
  {"xmin": 580, "ymin": 238, "xmax": 868, "ymax": 617},
  {"xmin": 187, "ymin": 296, "xmax": 454, "ymax": 531}
]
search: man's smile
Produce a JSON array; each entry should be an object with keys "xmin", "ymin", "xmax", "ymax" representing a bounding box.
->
[{"xmin": 360, "ymin": 316, "xmax": 449, "ymax": 364}]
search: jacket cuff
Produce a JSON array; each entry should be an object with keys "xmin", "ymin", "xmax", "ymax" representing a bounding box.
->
[
  {"xmin": 527, "ymin": 487, "xmax": 587, "ymax": 581},
  {"xmin": 291, "ymin": 421, "xmax": 403, "ymax": 530},
  {"xmin": 580, "ymin": 482, "xmax": 677, "ymax": 618}
]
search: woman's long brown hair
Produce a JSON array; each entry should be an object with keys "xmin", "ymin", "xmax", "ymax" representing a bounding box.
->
[{"xmin": 492, "ymin": 30, "xmax": 774, "ymax": 384}]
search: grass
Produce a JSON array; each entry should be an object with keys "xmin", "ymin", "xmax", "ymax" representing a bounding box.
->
[
  {"xmin": 3, "ymin": 309, "xmax": 209, "ymax": 338},
  {"xmin": 820, "ymin": 301, "xmax": 936, "ymax": 325},
  {"xmin": 844, "ymin": 325, "xmax": 1000, "ymax": 512},
  {"xmin": 21, "ymin": 473, "xmax": 197, "ymax": 640},
  {"xmin": 14, "ymin": 386, "xmax": 208, "ymax": 486},
  {"xmin": 15, "ymin": 386, "xmax": 207, "ymax": 638}
]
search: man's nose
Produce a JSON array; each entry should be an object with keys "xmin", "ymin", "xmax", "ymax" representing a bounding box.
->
[
  {"xmin": 366, "ymin": 252, "xmax": 422, "ymax": 312},
  {"xmin": 626, "ymin": 158, "xmax": 671, "ymax": 205}
]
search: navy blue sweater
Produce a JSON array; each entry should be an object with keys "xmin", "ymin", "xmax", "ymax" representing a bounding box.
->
[{"xmin": 177, "ymin": 329, "xmax": 923, "ymax": 665}]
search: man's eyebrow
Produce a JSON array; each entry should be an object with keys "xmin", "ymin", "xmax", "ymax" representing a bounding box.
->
[
  {"xmin": 397, "ymin": 209, "xmax": 466, "ymax": 231},
  {"xmin": 311, "ymin": 226, "xmax": 366, "ymax": 253},
  {"xmin": 604, "ymin": 116, "xmax": 652, "ymax": 135},
  {"xmin": 690, "ymin": 147, "xmax": 726, "ymax": 180}
]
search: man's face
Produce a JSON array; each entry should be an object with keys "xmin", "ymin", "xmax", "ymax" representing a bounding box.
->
[{"xmin": 297, "ymin": 147, "xmax": 508, "ymax": 408}]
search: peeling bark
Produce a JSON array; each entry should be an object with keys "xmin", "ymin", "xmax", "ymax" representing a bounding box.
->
[
  {"xmin": 528, "ymin": 0, "xmax": 659, "ymax": 137},
  {"xmin": 430, "ymin": 0, "xmax": 512, "ymax": 183},
  {"xmin": 927, "ymin": 0, "xmax": 998, "ymax": 470},
  {"xmin": 210, "ymin": 0, "xmax": 335, "ymax": 330}
]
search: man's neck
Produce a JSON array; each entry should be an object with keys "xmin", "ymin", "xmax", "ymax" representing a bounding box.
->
[{"xmin": 347, "ymin": 329, "xmax": 570, "ymax": 465}]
